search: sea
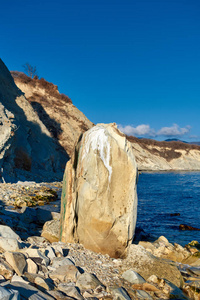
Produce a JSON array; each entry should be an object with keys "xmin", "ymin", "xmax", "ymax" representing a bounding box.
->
[{"xmin": 136, "ymin": 172, "xmax": 200, "ymax": 246}]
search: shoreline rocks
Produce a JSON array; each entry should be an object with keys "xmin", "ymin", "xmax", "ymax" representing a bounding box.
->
[{"xmin": 0, "ymin": 181, "xmax": 200, "ymax": 299}]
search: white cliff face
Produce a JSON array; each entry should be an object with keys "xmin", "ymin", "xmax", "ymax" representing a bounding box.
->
[
  {"xmin": 128, "ymin": 137, "xmax": 200, "ymax": 171},
  {"xmin": 82, "ymin": 125, "xmax": 112, "ymax": 181},
  {"xmin": 60, "ymin": 123, "xmax": 138, "ymax": 258}
]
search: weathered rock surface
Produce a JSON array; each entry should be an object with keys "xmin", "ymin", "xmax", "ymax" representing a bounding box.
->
[
  {"xmin": 60, "ymin": 123, "xmax": 138, "ymax": 258},
  {"xmin": 0, "ymin": 59, "xmax": 68, "ymax": 183},
  {"xmin": 124, "ymin": 244, "xmax": 183, "ymax": 287}
]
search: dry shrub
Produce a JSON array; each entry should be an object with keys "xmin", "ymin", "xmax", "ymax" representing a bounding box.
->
[
  {"xmin": 14, "ymin": 148, "xmax": 32, "ymax": 171},
  {"xmin": 11, "ymin": 71, "xmax": 72, "ymax": 103}
]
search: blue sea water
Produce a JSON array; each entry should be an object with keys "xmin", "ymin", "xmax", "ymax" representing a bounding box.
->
[{"xmin": 136, "ymin": 172, "xmax": 200, "ymax": 246}]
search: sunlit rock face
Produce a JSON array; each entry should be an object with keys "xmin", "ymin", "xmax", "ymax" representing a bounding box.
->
[{"xmin": 60, "ymin": 123, "xmax": 138, "ymax": 258}]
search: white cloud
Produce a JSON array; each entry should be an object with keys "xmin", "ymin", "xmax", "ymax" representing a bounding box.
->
[
  {"xmin": 118, "ymin": 123, "xmax": 191, "ymax": 138},
  {"xmin": 157, "ymin": 124, "xmax": 191, "ymax": 137},
  {"xmin": 118, "ymin": 124, "xmax": 155, "ymax": 136}
]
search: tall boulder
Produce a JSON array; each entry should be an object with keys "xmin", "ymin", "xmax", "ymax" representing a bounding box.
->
[
  {"xmin": 60, "ymin": 123, "xmax": 138, "ymax": 258},
  {"xmin": 0, "ymin": 59, "xmax": 68, "ymax": 182}
]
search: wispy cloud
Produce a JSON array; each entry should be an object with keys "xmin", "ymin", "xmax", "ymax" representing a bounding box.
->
[
  {"xmin": 118, "ymin": 123, "xmax": 191, "ymax": 138},
  {"xmin": 118, "ymin": 124, "xmax": 155, "ymax": 137}
]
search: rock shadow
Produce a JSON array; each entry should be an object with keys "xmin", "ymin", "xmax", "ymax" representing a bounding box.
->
[
  {"xmin": 0, "ymin": 59, "xmax": 69, "ymax": 183},
  {"xmin": 30, "ymin": 101, "xmax": 62, "ymax": 139}
]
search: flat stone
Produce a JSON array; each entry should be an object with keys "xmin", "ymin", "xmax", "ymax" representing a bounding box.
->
[
  {"xmin": 26, "ymin": 258, "xmax": 38, "ymax": 273},
  {"xmin": 49, "ymin": 265, "xmax": 81, "ymax": 282},
  {"xmin": 23, "ymin": 272, "xmax": 45, "ymax": 284},
  {"xmin": 51, "ymin": 257, "xmax": 74, "ymax": 269},
  {"xmin": 34, "ymin": 277, "xmax": 54, "ymax": 291},
  {"xmin": 163, "ymin": 280, "xmax": 188, "ymax": 299},
  {"xmin": 122, "ymin": 269, "xmax": 146, "ymax": 284},
  {"xmin": 2, "ymin": 281, "xmax": 54, "ymax": 299},
  {"xmin": 11, "ymin": 274, "xmax": 30, "ymax": 285},
  {"xmin": 0, "ymin": 285, "xmax": 20, "ymax": 300},
  {"xmin": 136, "ymin": 290, "xmax": 153, "ymax": 299},
  {"xmin": 187, "ymin": 267, "xmax": 200, "ymax": 276},
  {"xmin": 111, "ymin": 287, "xmax": 132, "ymax": 300},
  {"xmin": 0, "ymin": 237, "xmax": 21, "ymax": 252},
  {"xmin": 49, "ymin": 290, "xmax": 74, "ymax": 300},
  {"xmin": 4, "ymin": 252, "xmax": 26, "ymax": 276},
  {"xmin": 76, "ymin": 272, "xmax": 104, "ymax": 291},
  {"xmin": 58, "ymin": 284, "xmax": 84, "ymax": 300},
  {"xmin": 0, "ymin": 225, "xmax": 19, "ymax": 240},
  {"xmin": 0, "ymin": 258, "xmax": 14, "ymax": 279}
]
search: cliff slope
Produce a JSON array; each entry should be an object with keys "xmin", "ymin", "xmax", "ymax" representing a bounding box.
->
[
  {"xmin": 128, "ymin": 136, "xmax": 200, "ymax": 171},
  {"xmin": 11, "ymin": 71, "xmax": 200, "ymax": 172},
  {"xmin": 0, "ymin": 59, "xmax": 68, "ymax": 182},
  {"xmin": 11, "ymin": 72, "xmax": 93, "ymax": 156}
]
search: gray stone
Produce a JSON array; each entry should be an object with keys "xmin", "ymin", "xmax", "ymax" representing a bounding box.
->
[
  {"xmin": 4, "ymin": 252, "xmax": 26, "ymax": 276},
  {"xmin": 0, "ymin": 286, "xmax": 20, "ymax": 300},
  {"xmin": 58, "ymin": 284, "xmax": 84, "ymax": 300},
  {"xmin": 0, "ymin": 258, "xmax": 14, "ymax": 280},
  {"xmin": 51, "ymin": 257, "xmax": 74, "ymax": 269},
  {"xmin": 76, "ymin": 272, "xmax": 104, "ymax": 291},
  {"xmin": 136, "ymin": 290, "xmax": 153, "ymax": 299},
  {"xmin": 49, "ymin": 265, "xmax": 81, "ymax": 282},
  {"xmin": 122, "ymin": 269, "xmax": 146, "ymax": 284},
  {"xmin": 163, "ymin": 280, "xmax": 188, "ymax": 299},
  {"xmin": 187, "ymin": 266, "xmax": 200, "ymax": 276},
  {"xmin": 0, "ymin": 237, "xmax": 21, "ymax": 252},
  {"xmin": 34, "ymin": 277, "xmax": 54, "ymax": 291},
  {"xmin": 2, "ymin": 281, "xmax": 55, "ymax": 299},
  {"xmin": 0, "ymin": 225, "xmax": 19, "ymax": 240},
  {"xmin": 49, "ymin": 290, "xmax": 74, "ymax": 300},
  {"xmin": 111, "ymin": 287, "xmax": 131, "ymax": 300}
]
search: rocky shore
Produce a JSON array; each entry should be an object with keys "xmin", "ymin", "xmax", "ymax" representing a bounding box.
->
[{"xmin": 0, "ymin": 182, "xmax": 199, "ymax": 299}]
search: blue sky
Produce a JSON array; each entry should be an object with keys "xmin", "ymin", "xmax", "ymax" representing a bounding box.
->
[{"xmin": 1, "ymin": 0, "xmax": 200, "ymax": 141}]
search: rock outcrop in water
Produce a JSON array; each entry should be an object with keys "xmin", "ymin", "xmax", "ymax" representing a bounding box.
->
[
  {"xmin": 60, "ymin": 123, "xmax": 138, "ymax": 258},
  {"xmin": 0, "ymin": 59, "xmax": 68, "ymax": 182}
]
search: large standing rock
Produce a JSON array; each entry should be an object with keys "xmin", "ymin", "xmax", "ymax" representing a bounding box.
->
[{"xmin": 60, "ymin": 123, "xmax": 138, "ymax": 258}]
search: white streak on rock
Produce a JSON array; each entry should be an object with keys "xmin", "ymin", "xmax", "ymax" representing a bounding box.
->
[{"xmin": 82, "ymin": 126, "xmax": 112, "ymax": 181}]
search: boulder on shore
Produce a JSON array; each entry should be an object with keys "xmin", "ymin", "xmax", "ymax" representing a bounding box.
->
[{"xmin": 60, "ymin": 123, "xmax": 138, "ymax": 258}]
